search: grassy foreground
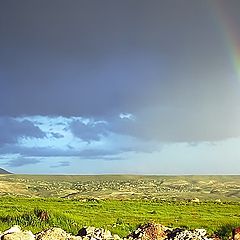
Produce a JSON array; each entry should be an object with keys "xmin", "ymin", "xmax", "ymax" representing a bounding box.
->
[{"xmin": 0, "ymin": 197, "xmax": 239, "ymax": 238}]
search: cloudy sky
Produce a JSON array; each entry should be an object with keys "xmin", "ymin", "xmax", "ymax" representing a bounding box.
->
[{"xmin": 1, "ymin": 0, "xmax": 240, "ymax": 174}]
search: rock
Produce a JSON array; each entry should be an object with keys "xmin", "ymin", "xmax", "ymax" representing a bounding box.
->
[
  {"xmin": 3, "ymin": 226, "xmax": 21, "ymax": 235},
  {"xmin": 36, "ymin": 227, "xmax": 80, "ymax": 240},
  {"xmin": 233, "ymin": 227, "xmax": 240, "ymax": 240},
  {"xmin": 113, "ymin": 234, "xmax": 122, "ymax": 240},
  {"xmin": 77, "ymin": 226, "xmax": 120, "ymax": 240},
  {"xmin": 165, "ymin": 227, "xmax": 184, "ymax": 240},
  {"xmin": 103, "ymin": 230, "xmax": 112, "ymax": 239},
  {"xmin": 2, "ymin": 231, "xmax": 35, "ymax": 240},
  {"xmin": 0, "ymin": 223, "xmax": 214, "ymax": 240},
  {"xmin": 68, "ymin": 237, "xmax": 82, "ymax": 240},
  {"xmin": 125, "ymin": 224, "xmax": 211, "ymax": 240},
  {"xmin": 77, "ymin": 228, "xmax": 87, "ymax": 237},
  {"xmin": 166, "ymin": 228, "xmax": 208, "ymax": 240},
  {"xmin": 126, "ymin": 223, "xmax": 168, "ymax": 240}
]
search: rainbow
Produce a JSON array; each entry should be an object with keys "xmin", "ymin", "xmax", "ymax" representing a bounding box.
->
[{"xmin": 212, "ymin": 0, "xmax": 240, "ymax": 80}]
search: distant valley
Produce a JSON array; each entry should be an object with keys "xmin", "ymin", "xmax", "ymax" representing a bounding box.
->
[{"xmin": 0, "ymin": 174, "xmax": 239, "ymax": 201}]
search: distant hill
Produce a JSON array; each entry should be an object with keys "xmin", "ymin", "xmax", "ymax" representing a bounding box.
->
[
  {"xmin": 0, "ymin": 174, "xmax": 238, "ymax": 200},
  {"xmin": 0, "ymin": 168, "xmax": 12, "ymax": 174}
]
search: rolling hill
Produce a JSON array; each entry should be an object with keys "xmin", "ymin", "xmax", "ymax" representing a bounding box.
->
[{"xmin": 0, "ymin": 168, "xmax": 12, "ymax": 174}]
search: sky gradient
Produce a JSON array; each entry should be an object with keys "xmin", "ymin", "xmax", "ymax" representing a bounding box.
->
[{"xmin": 1, "ymin": 0, "xmax": 240, "ymax": 174}]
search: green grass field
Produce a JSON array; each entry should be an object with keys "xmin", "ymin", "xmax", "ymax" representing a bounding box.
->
[{"xmin": 0, "ymin": 197, "xmax": 239, "ymax": 238}]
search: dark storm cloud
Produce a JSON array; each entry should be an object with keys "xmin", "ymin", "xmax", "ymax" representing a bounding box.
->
[
  {"xmin": 70, "ymin": 120, "xmax": 108, "ymax": 143},
  {"xmin": 108, "ymin": 106, "xmax": 240, "ymax": 142},
  {"xmin": 0, "ymin": 0, "xmax": 168, "ymax": 117},
  {"xmin": 0, "ymin": 0, "xmax": 234, "ymax": 116},
  {"xmin": 0, "ymin": 117, "xmax": 45, "ymax": 145},
  {"xmin": 5, "ymin": 157, "xmax": 41, "ymax": 167},
  {"xmin": 1, "ymin": 0, "xmax": 240, "ymax": 142},
  {"xmin": 70, "ymin": 112, "xmax": 240, "ymax": 143}
]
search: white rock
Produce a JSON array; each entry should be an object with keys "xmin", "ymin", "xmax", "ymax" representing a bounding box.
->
[
  {"xmin": 3, "ymin": 225, "xmax": 21, "ymax": 235},
  {"xmin": 2, "ymin": 231, "xmax": 35, "ymax": 240}
]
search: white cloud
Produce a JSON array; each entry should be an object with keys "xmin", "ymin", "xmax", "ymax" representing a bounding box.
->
[{"xmin": 119, "ymin": 113, "xmax": 135, "ymax": 120}]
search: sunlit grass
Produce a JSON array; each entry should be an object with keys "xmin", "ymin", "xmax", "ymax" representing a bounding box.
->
[{"xmin": 0, "ymin": 197, "xmax": 239, "ymax": 237}]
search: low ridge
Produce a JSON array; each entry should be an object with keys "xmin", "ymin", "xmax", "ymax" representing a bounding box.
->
[{"xmin": 0, "ymin": 168, "xmax": 12, "ymax": 174}]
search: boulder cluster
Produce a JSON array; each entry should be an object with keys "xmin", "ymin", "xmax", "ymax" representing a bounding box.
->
[
  {"xmin": 126, "ymin": 223, "xmax": 211, "ymax": 240},
  {"xmin": 0, "ymin": 226, "xmax": 79, "ymax": 240},
  {"xmin": 0, "ymin": 225, "xmax": 120, "ymax": 240},
  {"xmin": 0, "ymin": 223, "xmax": 239, "ymax": 240}
]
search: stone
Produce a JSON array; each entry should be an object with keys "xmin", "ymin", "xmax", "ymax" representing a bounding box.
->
[
  {"xmin": 113, "ymin": 234, "xmax": 122, "ymax": 240},
  {"xmin": 166, "ymin": 228, "xmax": 208, "ymax": 240},
  {"xmin": 233, "ymin": 227, "xmax": 240, "ymax": 240},
  {"xmin": 68, "ymin": 237, "xmax": 82, "ymax": 240},
  {"xmin": 77, "ymin": 228, "xmax": 87, "ymax": 237},
  {"xmin": 0, "ymin": 223, "xmax": 214, "ymax": 240},
  {"xmin": 77, "ymin": 226, "xmax": 118, "ymax": 240},
  {"xmin": 36, "ymin": 227, "xmax": 73, "ymax": 240},
  {"xmin": 2, "ymin": 231, "xmax": 35, "ymax": 240},
  {"xmin": 3, "ymin": 226, "xmax": 21, "ymax": 235},
  {"xmin": 126, "ymin": 223, "xmax": 167, "ymax": 240},
  {"xmin": 102, "ymin": 230, "xmax": 112, "ymax": 239}
]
